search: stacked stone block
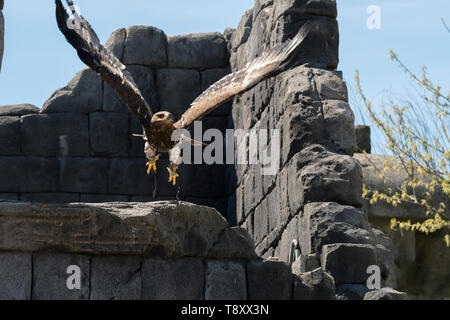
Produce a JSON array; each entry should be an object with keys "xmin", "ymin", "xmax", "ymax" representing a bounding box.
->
[{"xmin": 228, "ymin": 0, "xmax": 398, "ymax": 299}]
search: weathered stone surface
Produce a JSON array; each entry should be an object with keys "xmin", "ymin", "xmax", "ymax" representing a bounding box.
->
[
  {"xmin": 90, "ymin": 256, "xmax": 142, "ymax": 300},
  {"xmin": 89, "ymin": 112, "xmax": 129, "ymax": 156},
  {"xmin": 0, "ymin": 104, "xmax": 39, "ymax": 116},
  {"xmin": 103, "ymin": 65, "xmax": 159, "ymax": 113},
  {"xmin": 355, "ymin": 125, "xmax": 371, "ymax": 153},
  {"xmin": 128, "ymin": 116, "xmax": 146, "ymax": 157},
  {"xmin": 364, "ymin": 288, "xmax": 408, "ymax": 300},
  {"xmin": 21, "ymin": 114, "xmax": 89, "ymax": 157},
  {"xmin": 205, "ymin": 261, "xmax": 246, "ymax": 300},
  {"xmin": 0, "ymin": 201, "xmax": 229, "ymax": 257},
  {"xmin": 313, "ymin": 70, "xmax": 348, "ymax": 101},
  {"xmin": 322, "ymin": 100, "xmax": 356, "ymax": 154},
  {"xmin": 273, "ymin": 0, "xmax": 337, "ymax": 20},
  {"xmin": 247, "ymin": 260, "xmax": 292, "ymax": 300},
  {"xmin": 0, "ymin": 252, "xmax": 32, "ymax": 300},
  {"xmin": 0, "ymin": 116, "xmax": 20, "ymax": 155},
  {"xmin": 321, "ymin": 243, "xmax": 377, "ymax": 284},
  {"xmin": 254, "ymin": 201, "xmax": 269, "ymax": 245},
  {"xmin": 105, "ymin": 28, "xmax": 126, "ymax": 61},
  {"xmin": 32, "ymin": 253, "xmax": 90, "ymax": 300},
  {"xmin": 59, "ymin": 158, "xmax": 108, "ymax": 193},
  {"xmin": 142, "ymin": 258, "xmax": 203, "ymax": 300},
  {"xmin": 20, "ymin": 193, "xmax": 79, "ymax": 203},
  {"xmin": 230, "ymin": 9, "xmax": 253, "ymax": 50},
  {"xmin": 208, "ymin": 227, "xmax": 257, "ymax": 260},
  {"xmin": 299, "ymin": 202, "xmax": 370, "ymax": 254},
  {"xmin": 293, "ymin": 268, "xmax": 336, "ymax": 300},
  {"xmin": 167, "ymin": 33, "xmax": 227, "ymax": 69},
  {"xmin": 288, "ymin": 145, "xmax": 364, "ymax": 209},
  {"xmin": 0, "ymin": 157, "xmax": 58, "ymax": 193},
  {"xmin": 155, "ymin": 68, "xmax": 201, "ymax": 115},
  {"xmin": 41, "ymin": 69, "xmax": 103, "ymax": 113},
  {"xmin": 123, "ymin": 26, "xmax": 167, "ymax": 66},
  {"xmin": 201, "ymin": 68, "xmax": 232, "ymax": 116}
]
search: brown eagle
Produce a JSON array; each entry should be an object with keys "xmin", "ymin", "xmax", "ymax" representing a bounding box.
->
[{"xmin": 55, "ymin": 0, "xmax": 312, "ymax": 185}]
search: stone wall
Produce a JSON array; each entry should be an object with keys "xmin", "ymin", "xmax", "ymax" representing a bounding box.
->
[
  {"xmin": 0, "ymin": 25, "xmax": 232, "ymax": 217},
  {"xmin": 0, "ymin": 201, "xmax": 343, "ymax": 300},
  {"xmin": 227, "ymin": 0, "xmax": 399, "ymax": 299}
]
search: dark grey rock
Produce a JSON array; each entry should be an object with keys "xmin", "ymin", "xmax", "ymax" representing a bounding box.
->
[
  {"xmin": 59, "ymin": 158, "xmax": 108, "ymax": 193},
  {"xmin": 32, "ymin": 253, "xmax": 90, "ymax": 300},
  {"xmin": 90, "ymin": 256, "xmax": 142, "ymax": 300},
  {"xmin": 321, "ymin": 243, "xmax": 377, "ymax": 285},
  {"xmin": 0, "ymin": 104, "xmax": 39, "ymax": 116},
  {"xmin": 313, "ymin": 69, "xmax": 348, "ymax": 101},
  {"xmin": 168, "ymin": 33, "xmax": 227, "ymax": 69},
  {"xmin": 41, "ymin": 69, "xmax": 103, "ymax": 113},
  {"xmin": 105, "ymin": 28, "xmax": 126, "ymax": 61},
  {"xmin": 0, "ymin": 201, "xmax": 228, "ymax": 257},
  {"xmin": 299, "ymin": 202, "xmax": 370, "ymax": 254},
  {"xmin": 364, "ymin": 288, "xmax": 408, "ymax": 300},
  {"xmin": 293, "ymin": 268, "xmax": 336, "ymax": 300},
  {"xmin": 273, "ymin": 0, "xmax": 337, "ymax": 20},
  {"xmin": 288, "ymin": 145, "xmax": 364, "ymax": 209},
  {"xmin": 0, "ymin": 157, "xmax": 58, "ymax": 193},
  {"xmin": 103, "ymin": 65, "xmax": 159, "ymax": 113},
  {"xmin": 89, "ymin": 112, "xmax": 129, "ymax": 157},
  {"xmin": 355, "ymin": 125, "xmax": 371, "ymax": 153},
  {"xmin": 21, "ymin": 113, "xmax": 89, "ymax": 157},
  {"xmin": 254, "ymin": 201, "xmax": 269, "ymax": 245},
  {"xmin": 155, "ymin": 68, "xmax": 201, "ymax": 115},
  {"xmin": 230, "ymin": 9, "xmax": 253, "ymax": 50},
  {"xmin": 336, "ymin": 284, "xmax": 370, "ymax": 300},
  {"xmin": 108, "ymin": 158, "xmax": 153, "ymax": 195},
  {"xmin": 123, "ymin": 26, "xmax": 167, "ymax": 66},
  {"xmin": 273, "ymin": 16, "xmax": 339, "ymax": 70},
  {"xmin": 322, "ymin": 100, "xmax": 356, "ymax": 155},
  {"xmin": 0, "ymin": 252, "xmax": 32, "ymax": 300},
  {"xmin": 20, "ymin": 193, "xmax": 79, "ymax": 203},
  {"xmin": 205, "ymin": 261, "xmax": 246, "ymax": 300},
  {"xmin": 247, "ymin": 260, "xmax": 292, "ymax": 300},
  {"xmin": 208, "ymin": 227, "xmax": 257, "ymax": 260},
  {"xmin": 80, "ymin": 194, "xmax": 129, "ymax": 203},
  {"xmin": 142, "ymin": 258, "xmax": 204, "ymax": 300},
  {"xmin": 0, "ymin": 116, "xmax": 20, "ymax": 155}
]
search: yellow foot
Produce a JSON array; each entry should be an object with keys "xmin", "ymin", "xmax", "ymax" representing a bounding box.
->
[
  {"xmin": 167, "ymin": 167, "xmax": 179, "ymax": 186},
  {"xmin": 146, "ymin": 155, "xmax": 159, "ymax": 174}
]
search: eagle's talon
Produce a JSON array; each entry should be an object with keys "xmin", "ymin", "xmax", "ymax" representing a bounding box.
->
[
  {"xmin": 146, "ymin": 155, "xmax": 159, "ymax": 174},
  {"xmin": 167, "ymin": 167, "xmax": 179, "ymax": 186}
]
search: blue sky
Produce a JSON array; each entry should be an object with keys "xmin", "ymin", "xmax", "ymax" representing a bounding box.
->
[{"xmin": 0, "ymin": 0, "xmax": 449, "ymax": 142}]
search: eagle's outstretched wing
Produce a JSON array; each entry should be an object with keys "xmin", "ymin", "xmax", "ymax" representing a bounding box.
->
[
  {"xmin": 174, "ymin": 22, "xmax": 312, "ymax": 130},
  {"xmin": 55, "ymin": 0, "xmax": 154, "ymax": 135}
]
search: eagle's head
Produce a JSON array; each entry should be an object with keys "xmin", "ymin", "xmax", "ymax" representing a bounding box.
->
[{"xmin": 151, "ymin": 111, "xmax": 174, "ymax": 125}]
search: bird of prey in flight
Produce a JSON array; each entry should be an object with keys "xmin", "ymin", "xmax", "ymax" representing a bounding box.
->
[{"xmin": 55, "ymin": 0, "xmax": 312, "ymax": 185}]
